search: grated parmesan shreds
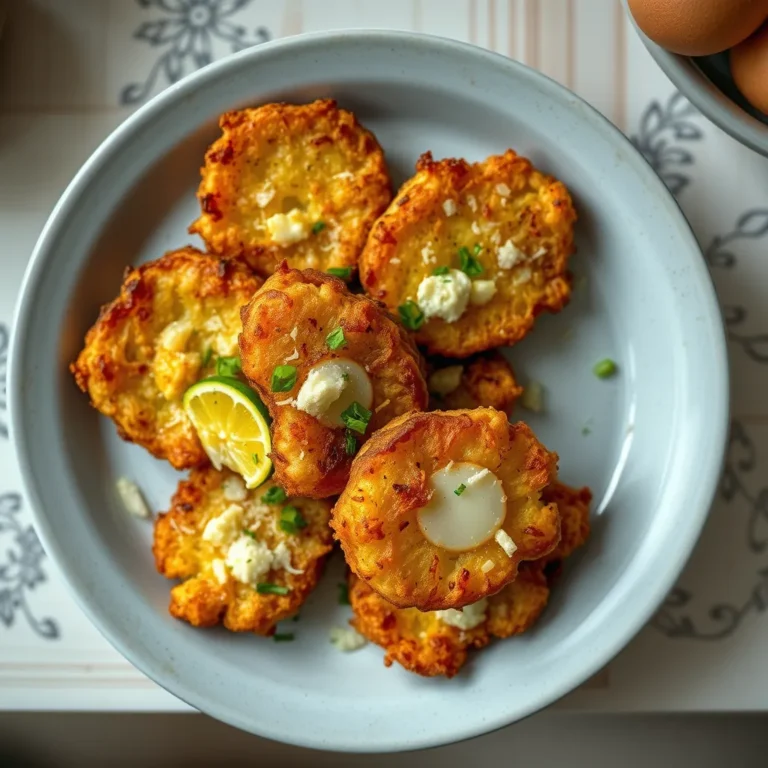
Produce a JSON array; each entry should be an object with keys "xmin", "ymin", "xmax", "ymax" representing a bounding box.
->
[
  {"xmin": 494, "ymin": 529, "xmax": 518, "ymax": 558},
  {"xmin": 481, "ymin": 559, "xmax": 495, "ymax": 573}
]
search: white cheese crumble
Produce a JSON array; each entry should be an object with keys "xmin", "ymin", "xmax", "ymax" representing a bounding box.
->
[
  {"xmin": 391, "ymin": 257, "xmax": 401, "ymax": 264},
  {"xmin": 289, "ymin": 326, "xmax": 298, "ymax": 340},
  {"xmin": 211, "ymin": 558, "xmax": 229, "ymax": 584},
  {"xmin": 334, "ymin": 170, "xmax": 355, "ymax": 180},
  {"xmin": 532, "ymin": 246, "xmax": 547, "ymax": 259},
  {"xmin": 275, "ymin": 397, "xmax": 296, "ymax": 407},
  {"xmin": 471, "ymin": 221, "xmax": 481, "ymax": 235},
  {"xmin": 416, "ymin": 269, "xmax": 471, "ymax": 323},
  {"xmin": 265, "ymin": 210, "xmax": 310, "ymax": 245},
  {"xmin": 272, "ymin": 541, "xmax": 304, "ymax": 575},
  {"xmin": 436, "ymin": 598, "xmax": 489, "ymax": 630},
  {"xmin": 428, "ymin": 365, "xmax": 463, "ymax": 396},
  {"xmin": 481, "ymin": 559, "xmax": 495, "ymax": 574},
  {"xmin": 254, "ymin": 184, "xmax": 275, "ymax": 208},
  {"xmin": 116, "ymin": 478, "xmax": 151, "ymax": 519},
  {"xmin": 470, "ymin": 279, "xmax": 497, "ymax": 307},
  {"xmin": 466, "ymin": 468, "xmax": 491, "ymax": 486},
  {"xmin": 225, "ymin": 534, "xmax": 274, "ymax": 585},
  {"xmin": 202, "ymin": 504, "xmax": 243, "ymax": 546},
  {"xmin": 222, "ymin": 475, "xmax": 248, "ymax": 502},
  {"xmin": 284, "ymin": 349, "xmax": 299, "ymax": 362},
  {"xmin": 495, "ymin": 529, "xmax": 518, "ymax": 558},
  {"xmin": 421, "ymin": 243, "xmax": 436, "ymax": 265},
  {"xmin": 442, "ymin": 199, "xmax": 457, "ymax": 217},
  {"xmin": 466, "ymin": 194, "xmax": 478, "ymax": 212},
  {"xmin": 497, "ymin": 239, "xmax": 526, "ymax": 269},
  {"xmin": 496, "ymin": 182, "xmax": 511, "ymax": 197},
  {"xmin": 330, "ymin": 626, "xmax": 368, "ymax": 652},
  {"xmin": 295, "ymin": 362, "xmax": 346, "ymax": 419}
]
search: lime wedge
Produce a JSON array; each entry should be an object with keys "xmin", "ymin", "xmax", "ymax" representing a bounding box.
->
[{"xmin": 183, "ymin": 376, "xmax": 272, "ymax": 489}]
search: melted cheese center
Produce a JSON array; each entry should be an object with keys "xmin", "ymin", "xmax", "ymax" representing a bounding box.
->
[
  {"xmin": 295, "ymin": 358, "xmax": 373, "ymax": 428},
  {"xmin": 417, "ymin": 462, "xmax": 507, "ymax": 552}
]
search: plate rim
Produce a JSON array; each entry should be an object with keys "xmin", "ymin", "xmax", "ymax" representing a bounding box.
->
[{"xmin": 8, "ymin": 28, "xmax": 730, "ymax": 752}]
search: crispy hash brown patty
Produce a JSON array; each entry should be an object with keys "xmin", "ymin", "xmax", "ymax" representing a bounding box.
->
[
  {"xmin": 331, "ymin": 408, "xmax": 560, "ymax": 611},
  {"xmin": 239, "ymin": 265, "xmax": 429, "ymax": 499},
  {"xmin": 427, "ymin": 352, "xmax": 523, "ymax": 414},
  {"xmin": 153, "ymin": 468, "xmax": 333, "ymax": 635},
  {"xmin": 70, "ymin": 247, "xmax": 262, "ymax": 469},
  {"xmin": 359, "ymin": 150, "xmax": 576, "ymax": 357},
  {"xmin": 349, "ymin": 480, "xmax": 591, "ymax": 678},
  {"xmin": 189, "ymin": 99, "xmax": 392, "ymax": 277}
]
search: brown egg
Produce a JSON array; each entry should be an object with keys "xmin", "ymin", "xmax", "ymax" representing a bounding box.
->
[
  {"xmin": 628, "ymin": 0, "xmax": 768, "ymax": 56},
  {"xmin": 731, "ymin": 22, "xmax": 768, "ymax": 113}
]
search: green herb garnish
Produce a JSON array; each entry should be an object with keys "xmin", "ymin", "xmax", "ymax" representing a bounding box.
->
[
  {"xmin": 341, "ymin": 401, "xmax": 372, "ymax": 435},
  {"xmin": 398, "ymin": 300, "xmax": 425, "ymax": 331},
  {"xmin": 216, "ymin": 355, "xmax": 241, "ymax": 378},
  {"xmin": 458, "ymin": 246, "xmax": 483, "ymax": 277},
  {"xmin": 593, "ymin": 358, "xmax": 617, "ymax": 379},
  {"xmin": 257, "ymin": 583, "xmax": 291, "ymax": 595},
  {"xmin": 242, "ymin": 529, "xmax": 257, "ymax": 540},
  {"xmin": 326, "ymin": 327, "xmax": 347, "ymax": 350},
  {"xmin": 344, "ymin": 430, "xmax": 357, "ymax": 456},
  {"xmin": 327, "ymin": 266, "xmax": 353, "ymax": 280},
  {"xmin": 262, "ymin": 486, "xmax": 288, "ymax": 505},
  {"xmin": 201, "ymin": 347, "xmax": 213, "ymax": 367},
  {"xmin": 273, "ymin": 632, "xmax": 295, "ymax": 642},
  {"xmin": 473, "ymin": 243, "xmax": 482, "ymax": 256},
  {"xmin": 271, "ymin": 364, "xmax": 297, "ymax": 392},
  {"xmin": 312, "ymin": 221, "xmax": 326, "ymax": 234},
  {"xmin": 252, "ymin": 453, "xmax": 261, "ymax": 465},
  {"xmin": 454, "ymin": 483, "xmax": 467, "ymax": 496},
  {"xmin": 338, "ymin": 583, "xmax": 351, "ymax": 605},
  {"xmin": 433, "ymin": 266, "xmax": 449, "ymax": 276},
  {"xmin": 280, "ymin": 505, "xmax": 307, "ymax": 534}
]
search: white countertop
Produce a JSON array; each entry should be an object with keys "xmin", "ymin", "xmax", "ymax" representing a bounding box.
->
[{"xmin": 0, "ymin": 0, "xmax": 766, "ymax": 714}]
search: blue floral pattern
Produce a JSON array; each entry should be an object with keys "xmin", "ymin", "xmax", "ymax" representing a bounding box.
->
[
  {"xmin": 0, "ymin": 493, "xmax": 60, "ymax": 639},
  {"xmin": 120, "ymin": 0, "xmax": 271, "ymax": 106}
]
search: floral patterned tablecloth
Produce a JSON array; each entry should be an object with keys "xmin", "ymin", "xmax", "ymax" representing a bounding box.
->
[{"xmin": 0, "ymin": 0, "xmax": 766, "ymax": 711}]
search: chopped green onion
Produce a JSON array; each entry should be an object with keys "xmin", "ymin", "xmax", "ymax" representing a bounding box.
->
[
  {"xmin": 344, "ymin": 430, "xmax": 357, "ymax": 455},
  {"xmin": 454, "ymin": 484, "xmax": 467, "ymax": 496},
  {"xmin": 593, "ymin": 358, "xmax": 617, "ymax": 379},
  {"xmin": 312, "ymin": 221, "xmax": 326, "ymax": 234},
  {"xmin": 327, "ymin": 266, "xmax": 352, "ymax": 280},
  {"xmin": 273, "ymin": 632, "xmax": 295, "ymax": 642},
  {"xmin": 342, "ymin": 372, "xmax": 350, "ymax": 382},
  {"xmin": 341, "ymin": 401, "xmax": 372, "ymax": 435},
  {"xmin": 398, "ymin": 300, "xmax": 425, "ymax": 331},
  {"xmin": 242, "ymin": 529, "xmax": 257, "ymax": 540},
  {"xmin": 458, "ymin": 246, "xmax": 483, "ymax": 277},
  {"xmin": 216, "ymin": 356, "xmax": 241, "ymax": 378},
  {"xmin": 257, "ymin": 583, "xmax": 291, "ymax": 595},
  {"xmin": 262, "ymin": 486, "xmax": 288, "ymax": 505},
  {"xmin": 201, "ymin": 347, "xmax": 213, "ymax": 367},
  {"xmin": 326, "ymin": 327, "xmax": 347, "ymax": 350},
  {"xmin": 433, "ymin": 266, "xmax": 449, "ymax": 276},
  {"xmin": 338, "ymin": 583, "xmax": 351, "ymax": 605},
  {"xmin": 280, "ymin": 505, "xmax": 307, "ymax": 534},
  {"xmin": 271, "ymin": 364, "xmax": 297, "ymax": 392},
  {"xmin": 473, "ymin": 243, "xmax": 482, "ymax": 256}
]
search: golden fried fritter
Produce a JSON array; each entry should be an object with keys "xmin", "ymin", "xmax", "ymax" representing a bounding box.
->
[
  {"xmin": 331, "ymin": 408, "xmax": 560, "ymax": 611},
  {"xmin": 427, "ymin": 352, "xmax": 523, "ymax": 414},
  {"xmin": 360, "ymin": 150, "xmax": 576, "ymax": 357},
  {"xmin": 190, "ymin": 99, "xmax": 392, "ymax": 277},
  {"xmin": 348, "ymin": 480, "xmax": 591, "ymax": 678},
  {"xmin": 153, "ymin": 467, "xmax": 333, "ymax": 635},
  {"xmin": 348, "ymin": 562, "xmax": 549, "ymax": 678},
  {"xmin": 239, "ymin": 265, "xmax": 429, "ymax": 499},
  {"xmin": 541, "ymin": 481, "xmax": 592, "ymax": 566},
  {"xmin": 70, "ymin": 247, "xmax": 262, "ymax": 469}
]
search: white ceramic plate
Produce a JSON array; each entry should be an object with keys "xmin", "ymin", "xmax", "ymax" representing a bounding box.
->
[{"xmin": 9, "ymin": 31, "xmax": 728, "ymax": 752}]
